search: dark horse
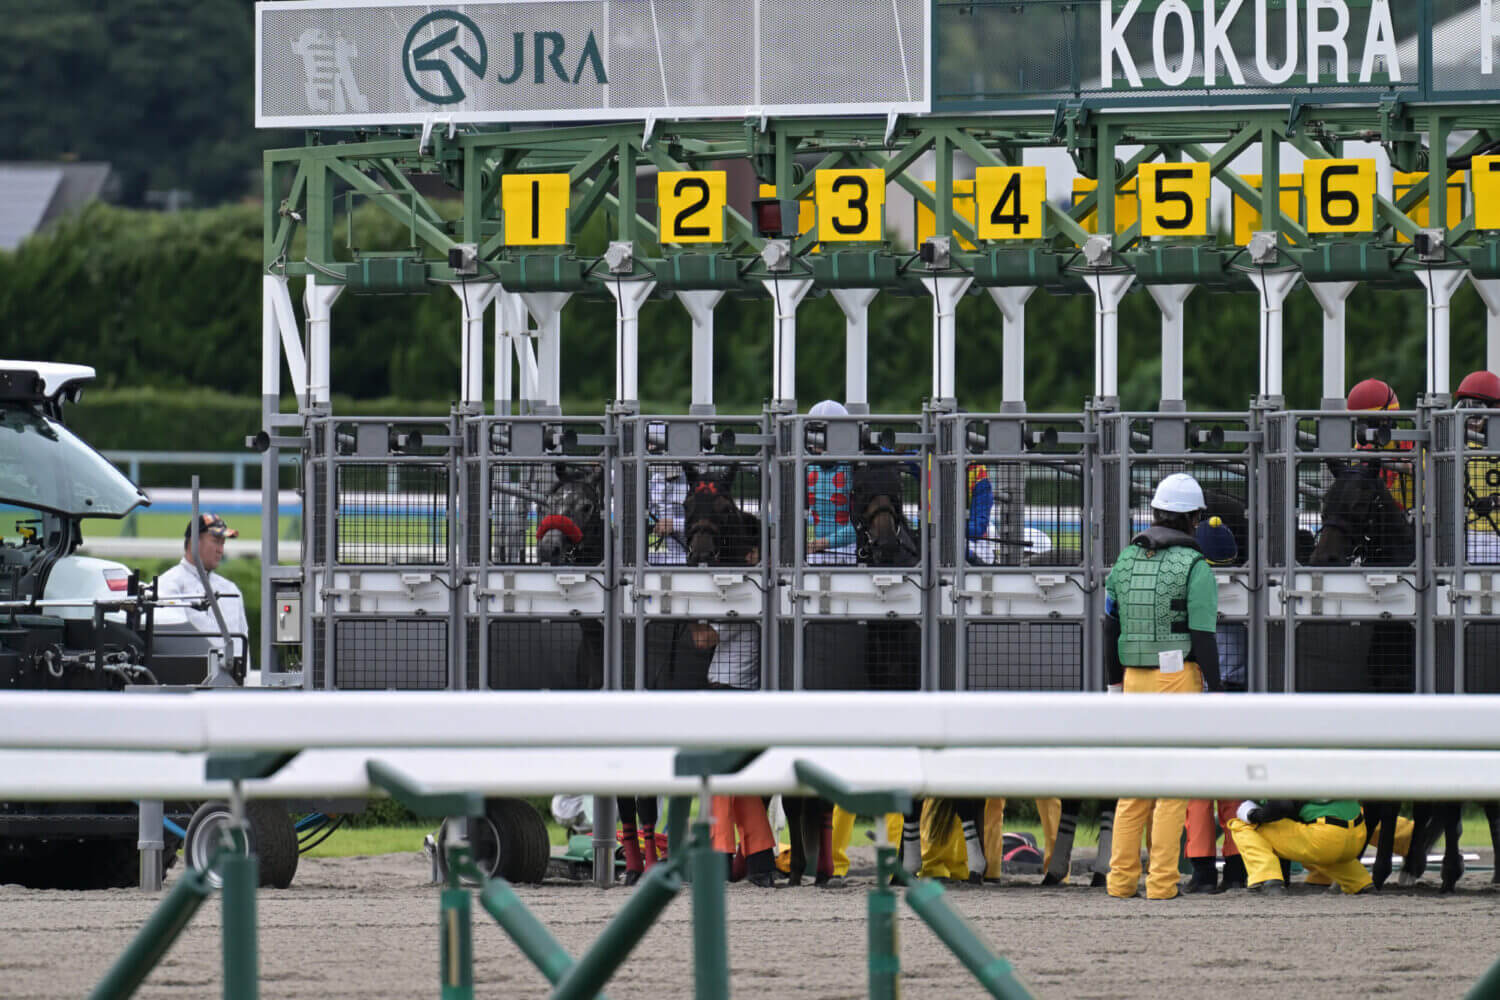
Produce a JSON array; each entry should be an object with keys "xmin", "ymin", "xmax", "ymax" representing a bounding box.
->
[
  {"xmin": 1311, "ymin": 459, "xmax": 1498, "ymax": 891},
  {"xmin": 535, "ymin": 463, "xmax": 606, "ymax": 567},
  {"xmin": 681, "ymin": 464, "xmax": 761, "ymax": 567}
]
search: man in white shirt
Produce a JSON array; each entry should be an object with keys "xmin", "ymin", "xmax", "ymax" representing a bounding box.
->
[{"xmin": 155, "ymin": 513, "xmax": 252, "ymax": 674}]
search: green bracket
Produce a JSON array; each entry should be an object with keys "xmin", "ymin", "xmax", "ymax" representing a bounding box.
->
[
  {"xmin": 807, "ymin": 250, "xmax": 900, "ymax": 288},
  {"xmin": 1123, "ymin": 244, "xmax": 1238, "ymax": 290},
  {"xmin": 1458, "ymin": 241, "xmax": 1500, "ymax": 280},
  {"xmin": 343, "ymin": 257, "xmax": 430, "ymax": 293},
  {"xmin": 967, "ymin": 247, "xmax": 1064, "ymax": 287},
  {"xmin": 366, "ymin": 760, "xmax": 484, "ymax": 819},
  {"xmin": 497, "ymin": 252, "xmax": 592, "ymax": 292},
  {"xmin": 673, "ymin": 748, "xmax": 763, "ymax": 778},
  {"xmin": 1290, "ymin": 240, "xmax": 1394, "ymax": 284},
  {"xmin": 791, "ymin": 759, "xmax": 911, "ymax": 817},
  {"xmin": 205, "ymin": 752, "xmax": 299, "ymax": 783},
  {"xmin": 653, "ymin": 252, "xmax": 747, "ymax": 292}
]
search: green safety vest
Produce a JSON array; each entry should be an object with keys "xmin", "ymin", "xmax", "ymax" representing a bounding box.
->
[
  {"xmin": 1114, "ymin": 542, "xmax": 1204, "ymax": 667},
  {"xmin": 1296, "ymin": 800, "xmax": 1363, "ymax": 824}
]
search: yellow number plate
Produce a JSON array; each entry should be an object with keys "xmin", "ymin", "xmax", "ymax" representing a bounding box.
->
[
  {"xmin": 502, "ymin": 173, "xmax": 570, "ymax": 246},
  {"xmin": 815, "ymin": 169, "xmax": 886, "ymax": 242},
  {"xmin": 1473, "ymin": 156, "xmax": 1500, "ymax": 231},
  {"xmin": 975, "ymin": 166, "xmax": 1046, "ymax": 240},
  {"xmin": 1305, "ymin": 159, "xmax": 1376, "ymax": 234},
  {"xmin": 916, "ymin": 180, "xmax": 977, "ymax": 250},
  {"xmin": 1138, "ymin": 162, "xmax": 1210, "ymax": 237},
  {"xmin": 659, "ymin": 171, "xmax": 726, "ymax": 244},
  {"xmin": 1231, "ymin": 175, "xmax": 1304, "ymax": 247}
]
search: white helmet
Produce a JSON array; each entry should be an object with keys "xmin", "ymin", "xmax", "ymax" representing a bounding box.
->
[
  {"xmin": 808, "ymin": 399, "xmax": 848, "ymax": 418},
  {"xmin": 1150, "ymin": 473, "xmax": 1205, "ymax": 513}
]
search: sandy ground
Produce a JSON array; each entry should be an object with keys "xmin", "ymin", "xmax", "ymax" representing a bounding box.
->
[{"xmin": 4, "ymin": 848, "xmax": 1499, "ymax": 999}]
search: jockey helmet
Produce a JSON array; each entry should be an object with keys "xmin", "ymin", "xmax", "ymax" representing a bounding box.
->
[
  {"xmin": 1455, "ymin": 370, "xmax": 1500, "ymax": 407},
  {"xmin": 1347, "ymin": 378, "xmax": 1399, "ymax": 412},
  {"xmin": 1150, "ymin": 473, "xmax": 1205, "ymax": 513}
]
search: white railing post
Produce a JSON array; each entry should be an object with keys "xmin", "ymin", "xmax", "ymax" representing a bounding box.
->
[
  {"xmin": 302, "ymin": 277, "xmax": 343, "ymax": 408},
  {"xmin": 677, "ymin": 290, "xmax": 725, "ymax": 414},
  {"xmin": 987, "ymin": 286, "xmax": 1034, "ymax": 410},
  {"xmin": 763, "ymin": 277, "xmax": 814, "ymax": 407},
  {"xmin": 830, "ymin": 288, "xmax": 879, "ymax": 413},
  {"xmin": 1415, "ymin": 268, "xmax": 1469, "ymax": 400},
  {"xmin": 605, "ymin": 278, "xmax": 656, "ymax": 409}
]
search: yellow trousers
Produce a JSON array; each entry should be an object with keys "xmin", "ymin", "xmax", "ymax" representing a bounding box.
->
[
  {"xmin": 775, "ymin": 804, "xmax": 855, "ymax": 877},
  {"xmin": 1304, "ymin": 814, "xmax": 1412, "ymax": 886},
  {"xmin": 1107, "ymin": 663, "xmax": 1201, "ymax": 899},
  {"xmin": 883, "ymin": 799, "xmax": 1007, "ymax": 879},
  {"xmin": 982, "ymin": 798, "xmax": 1063, "ymax": 880},
  {"xmin": 1227, "ymin": 817, "xmax": 1372, "ymax": 894}
]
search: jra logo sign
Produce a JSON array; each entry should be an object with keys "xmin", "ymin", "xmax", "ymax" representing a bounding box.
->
[{"xmin": 402, "ymin": 9, "xmax": 606, "ymax": 105}]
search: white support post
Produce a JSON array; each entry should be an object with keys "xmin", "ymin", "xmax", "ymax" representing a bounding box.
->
[
  {"xmin": 1251, "ymin": 270, "xmax": 1300, "ymax": 402},
  {"xmin": 677, "ymin": 290, "xmax": 725, "ymax": 414},
  {"xmin": 263, "ymin": 275, "xmax": 308, "ymax": 406},
  {"xmin": 301, "ymin": 277, "xmax": 342, "ymax": 407},
  {"xmin": 1416, "ymin": 269, "xmax": 1468, "ymax": 400},
  {"xmin": 830, "ymin": 288, "xmax": 879, "ymax": 413},
  {"xmin": 519, "ymin": 292, "xmax": 572, "ymax": 413},
  {"xmin": 452, "ymin": 282, "xmax": 501, "ymax": 410},
  {"xmin": 1147, "ymin": 284, "xmax": 1194, "ymax": 408},
  {"xmin": 762, "ymin": 278, "xmax": 814, "ymax": 407},
  {"xmin": 496, "ymin": 293, "xmax": 534, "ymax": 409},
  {"xmin": 987, "ymin": 286, "xmax": 1035, "ymax": 410},
  {"xmin": 920, "ymin": 275, "xmax": 974, "ymax": 404},
  {"xmin": 492, "ymin": 294, "xmax": 510, "ymax": 414},
  {"xmin": 1306, "ymin": 281, "xmax": 1357, "ymax": 407},
  {"xmin": 1085, "ymin": 274, "xmax": 1133, "ymax": 403},
  {"xmin": 606, "ymin": 279, "xmax": 656, "ymax": 409},
  {"xmin": 1469, "ymin": 276, "xmax": 1500, "ymax": 373}
]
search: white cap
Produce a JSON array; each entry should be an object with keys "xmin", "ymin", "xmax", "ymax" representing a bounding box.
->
[
  {"xmin": 808, "ymin": 399, "xmax": 848, "ymax": 418},
  {"xmin": 1150, "ymin": 473, "xmax": 1205, "ymax": 513}
]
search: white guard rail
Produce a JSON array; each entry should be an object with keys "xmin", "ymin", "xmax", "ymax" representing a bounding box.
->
[{"xmin": 4, "ymin": 692, "xmax": 1500, "ymax": 802}]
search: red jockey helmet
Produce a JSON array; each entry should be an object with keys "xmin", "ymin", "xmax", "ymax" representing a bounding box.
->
[
  {"xmin": 1455, "ymin": 370, "xmax": 1500, "ymax": 406},
  {"xmin": 1346, "ymin": 378, "xmax": 1399, "ymax": 412}
]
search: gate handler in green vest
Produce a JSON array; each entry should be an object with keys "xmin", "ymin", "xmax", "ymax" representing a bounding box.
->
[
  {"xmin": 1104, "ymin": 472, "xmax": 1222, "ymax": 900},
  {"xmin": 1225, "ymin": 800, "xmax": 1373, "ymax": 896}
]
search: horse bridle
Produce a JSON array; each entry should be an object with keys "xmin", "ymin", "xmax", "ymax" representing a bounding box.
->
[
  {"xmin": 684, "ymin": 479, "xmax": 729, "ymax": 563},
  {"xmin": 856, "ymin": 495, "xmax": 919, "ymax": 564},
  {"xmin": 536, "ymin": 478, "xmax": 602, "ymax": 564}
]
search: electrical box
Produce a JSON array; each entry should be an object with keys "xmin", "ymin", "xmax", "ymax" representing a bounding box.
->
[{"xmin": 274, "ymin": 593, "xmax": 301, "ymax": 644}]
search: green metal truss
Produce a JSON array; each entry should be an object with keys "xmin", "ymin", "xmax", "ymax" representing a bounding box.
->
[{"xmin": 264, "ymin": 104, "xmax": 1500, "ymax": 298}]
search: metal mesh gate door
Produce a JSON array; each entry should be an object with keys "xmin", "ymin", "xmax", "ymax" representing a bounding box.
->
[
  {"xmin": 620, "ymin": 415, "xmax": 772, "ymax": 692},
  {"xmin": 1099, "ymin": 411, "xmax": 1261, "ymax": 692},
  {"xmin": 1433, "ymin": 407, "xmax": 1500, "ymax": 694},
  {"xmin": 303, "ymin": 416, "xmax": 459, "ymax": 690},
  {"xmin": 464, "ymin": 416, "xmax": 614, "ymax": 691},
  {"xmin": 1264, "ymin": 409, "xmax": 1427, "ymax": 693},
  {"xmin": 939, "ymin": 412, "xmax": 1096, "ymax": 692},
  {"xmin": 777, "ymin": 412, "xmax": 932, "ymax": 692}
]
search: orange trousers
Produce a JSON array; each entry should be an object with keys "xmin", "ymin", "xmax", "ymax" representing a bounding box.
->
[
  {"xmin": 1186, "ymin": 799, "xmax": 1242, "ymax": 858},
  {"xmin": 711, "ymin": 796, "xmax": 775, "ymax": 855}
]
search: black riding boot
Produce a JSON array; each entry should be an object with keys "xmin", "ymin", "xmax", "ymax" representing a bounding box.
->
[
  {"xmin": 1216, "ymin": 854, "xmax": 1247, "ymax": 891},
  {"xmin": 1185, "ymin": 857, "xmax": 1218, "ymax": 894}
]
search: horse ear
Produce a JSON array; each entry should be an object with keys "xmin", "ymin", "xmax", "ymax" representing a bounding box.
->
[
  {"xmin": 554, "ymin": 462, "xmax": 579, "ymax": 482},
  {"xmin": 682, "ymin": 462, "xmax": 700, "ymax": 487},
  {"xmin": 1324, "ymin": 458, "xmax": 1347, "ymax": 478}
]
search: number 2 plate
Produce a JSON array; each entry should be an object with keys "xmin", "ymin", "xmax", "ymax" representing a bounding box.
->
[{"xmin": 659, "ymin": 171, "xmax": 726, "ymax": 244}]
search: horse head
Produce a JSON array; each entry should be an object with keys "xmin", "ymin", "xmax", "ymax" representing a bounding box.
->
[
  {"xmin": 537, "ymin": 463, "xmax": 604, "ymax": 566},
  {"xmin": 1309, "ymin": 459, "xmax": 1414, "ymax": 566},
  {"xmin": 851, "ymin": 463, "xmax": 919, "ymax": 567},
  {"xmin": 682, "ymin": 464, "xmax": 758, "ymax": 566}
]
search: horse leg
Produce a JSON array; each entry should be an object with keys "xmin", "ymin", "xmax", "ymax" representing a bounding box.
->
[
  {"xmin": 1440, "ymin": 803, "xmax": 1465, "ymax": 893},
  {"xmin": 1370, "ymin": 802, "xmax": 1398, "ymax": 889},
  {"xmin": 814, "ymin": 798, "xmax": 837, "ymax": 886},
  {"xmin": 955, "ymin": 798, "xmax": 986, "ymax": 885},
  {"xmin": 1401, "ymin": 802, "xmax": 1435, "ymax": 885},
  {"xmin": 1043, "ymin": 799, "xmax": 1081, "ymax": 886},
  {"xmin": 785, "ymin": 796, "xmax": 807, "ymax": 886},
  {"xmin": 900, "ymin": 798, "xmax": 924, "ymax": 875},
  {"xmin": 1091, "ymin": 801, "xmax": 1115, "ymax": 887},
  {"xmin": 1487, "ymin": 803, "xmax": 1500, "ymax": 885},
  {"xmin": 617, "ymin": 796, "xmax": 643, "ymax": 885}
]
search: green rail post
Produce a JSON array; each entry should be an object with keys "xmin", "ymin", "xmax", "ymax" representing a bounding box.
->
[
  {"xmin": 902, "ymin": 876, "xmax": 1035, "ymax": 1000},
  {"xmin": 479, "ymin": 880, "xmax": 603, "ymax": 992},
  {"xmin": 88, "ymin": 865, "xmax": 214, "ymax": 1000},
  {"xmin": 220, "ymin": 839, "xmax": 259, "ymax": 1000},
  {"xmin": 868, "ymin": 845, "xmax": 901, "ymax": 1000},
  {"xmin": 1466, "ymin": 956, "xmax": 1500, "ymax": 1000},
  {"xmin": 690, "ymin": 818, "xmax": 729, "ymax": 1000},
  {"xmin": 436, "ymin": 840, "xmax": 475, "ymax": 1000},
  {"xmin": 551, "ymin": 861, "xmax": 684, "ymax": 1000}
]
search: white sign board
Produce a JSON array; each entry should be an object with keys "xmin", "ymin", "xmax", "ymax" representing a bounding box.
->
[{"xmin": 256, "ymin": 0, "xmax": 930, "ymax": 127}]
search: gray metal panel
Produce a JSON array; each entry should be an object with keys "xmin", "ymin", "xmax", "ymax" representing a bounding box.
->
[{"xmin": 0, "ymin": 166, "xmax": 61, "ymax": 251}]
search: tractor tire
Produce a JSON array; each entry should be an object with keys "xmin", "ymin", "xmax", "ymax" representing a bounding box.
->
[
  {"xmin": 184, "ymin": 801, "xmax": 300, "ymax": 889},
  {"xmin": 437, "ymin": 798, "xmax": 550, "ymax": 885}
]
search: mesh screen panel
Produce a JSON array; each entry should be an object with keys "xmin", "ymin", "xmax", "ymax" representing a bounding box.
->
[
  {"xmin": 802, "ymin": 622, "xmax": 921, "ymax": 691},
  {"xmin": 967, "ymin": 461, "xmax": 1084, "ymax": 567},
  {"xmin": 1122, "ymin": 460, "xmax": 1251, "ymax": 565},
  {"xmin": 1464, "ymin": 455, "xmax": 1500, "ymax": 565},
  {"xmin": 1293, "ymin": 621, "xmax": 1415, "ymax": 693},
  {"xmin": 483, "ymin": 619, "xmax": 604, "ymax": 690},
  {"xmin": 326, "ymin": 618, "xmax": 448, "ymax": 690},
  {"xmin": 1464, "ymin": 622, "xmax": 1500, "ymax": 693},
  {"xmin": 335, "ymin": 463, "xmax": 449, "ymax": 565},
  {"xmin": 646, "ymin": 461, "xmax": 762, "ymax": 568},
  {"xmin": 965, "ymin": 622, "xmax": 1082, "ymax": 691},
  {"xmin": 1293, "ymin": 458, "xmax": 1416, "ymax": 567},
  {"xmin": 488, "ymin": 462, "xmax": 605, "ymax": 567}
]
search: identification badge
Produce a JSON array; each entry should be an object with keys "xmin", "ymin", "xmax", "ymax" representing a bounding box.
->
[{"xmin": 1158, "ymin": 649, "xmax": 1184, "ymax": 674}]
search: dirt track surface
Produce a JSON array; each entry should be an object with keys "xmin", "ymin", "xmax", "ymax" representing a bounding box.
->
[{"xmin": 4, "ymin": 848, "xmax": 1499, "ymax": 999}]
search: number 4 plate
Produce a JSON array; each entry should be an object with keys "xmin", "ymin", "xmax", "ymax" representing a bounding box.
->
[{"xmin": 976, "ymin": 166, "xmax": 1045, "ymax": 240}]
